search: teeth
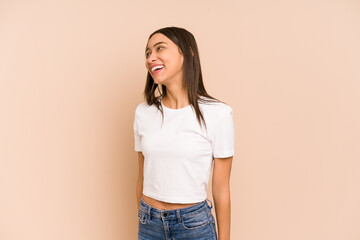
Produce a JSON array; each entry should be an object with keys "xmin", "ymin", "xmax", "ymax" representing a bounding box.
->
[{"xmin": 151, "ymin": 65, "xmax": 164, "ymax": 72}]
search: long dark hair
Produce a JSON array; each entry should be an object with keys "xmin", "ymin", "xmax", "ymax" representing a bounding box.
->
[{"xmin": 143, "ymin": 26, "xmax": 221, "ymax": 129}]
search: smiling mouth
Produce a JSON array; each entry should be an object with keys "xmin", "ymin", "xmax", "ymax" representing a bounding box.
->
[{"xmin": 151, "ymin": 65, "xmax": 164, "ymax": 74}]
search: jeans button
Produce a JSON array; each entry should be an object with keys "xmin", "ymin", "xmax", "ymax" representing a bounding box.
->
[{"xmin": 163, "ymin": 212, "xmax": 168, "ymax": 217}]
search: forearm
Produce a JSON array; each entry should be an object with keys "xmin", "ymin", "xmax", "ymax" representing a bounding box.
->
[
  {"xmin": 136, "ymin": 177, "xmax": 143, "ymax": 211},
  {"xmin": 213, "ymin": 187, "xmax": 231, "ymax": 240}
]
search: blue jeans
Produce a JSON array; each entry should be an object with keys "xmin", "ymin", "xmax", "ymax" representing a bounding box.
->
[{"xmin": 138, "ymin": 197, "xmax": 217, "ymax": 240}]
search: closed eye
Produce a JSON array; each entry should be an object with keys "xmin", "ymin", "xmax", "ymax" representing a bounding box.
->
[
  {"xmin": 145, "ymin": 46, "xmax": 164, "ymax": 58},
  {"xmin": 145, "ymin": 42, "xmax": 168, "ymax": 58}
]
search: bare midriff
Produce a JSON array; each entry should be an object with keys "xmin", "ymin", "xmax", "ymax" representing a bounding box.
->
[{"xmin": 142, "ymin": 194, "xmax": 201, "ymax": 210}]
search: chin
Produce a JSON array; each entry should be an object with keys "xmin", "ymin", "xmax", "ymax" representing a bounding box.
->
[{"xmin": 153, "ymin": 78, "xmax": 165, "ymax": 85}]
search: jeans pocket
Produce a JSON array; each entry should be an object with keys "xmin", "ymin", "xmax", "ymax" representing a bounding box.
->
[
  {"xmin": 138, "ymin": 210, "xmax": 148, "ymax": 225},
  {"xmin": 181, "ymin": 210, "xmax": 211, "ymax": 230}
]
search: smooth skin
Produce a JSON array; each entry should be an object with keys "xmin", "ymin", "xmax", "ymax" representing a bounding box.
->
[{"xmin": 136, "ymin": 33, "xmax": 233, "ymax": 240}]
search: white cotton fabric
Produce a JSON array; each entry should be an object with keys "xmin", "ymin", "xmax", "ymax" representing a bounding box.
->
[{"xmin": 133, "ymin": 96, "xmax": 235, "ymax": 203}]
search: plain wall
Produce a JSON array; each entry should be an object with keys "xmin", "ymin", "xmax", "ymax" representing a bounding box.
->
[{"xmin": 1, "ymin": 0, "xmax": 359, "ymax": 239}]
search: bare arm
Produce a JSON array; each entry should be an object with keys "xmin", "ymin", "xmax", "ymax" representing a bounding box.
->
[
  {"xmin": 212, "ymin": 156, "xmax": 233, "ymax": 240},
  {"xmin": 136, "ymin": 152, "xmax": 144, "ymax": 212}
]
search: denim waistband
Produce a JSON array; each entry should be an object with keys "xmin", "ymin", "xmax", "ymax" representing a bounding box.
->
[{"xmin": 139, "ymin": 197, "xmax": 213, "ymax": 220}]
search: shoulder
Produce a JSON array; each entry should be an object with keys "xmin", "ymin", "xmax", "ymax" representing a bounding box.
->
[
  {"xmin": 134, "ymin": 101, "xmax": 161, "ymax": 120},
  {"xmin": 135, "ymin": 101, "xmax": 149, "ymax": 112},
  {"xmin": 135, "ymin": 101, "xmax": 156, "ymax": 113},
  {"xmin": 199, "ymin": 96, "xmax": 233, "ymax": 115}
]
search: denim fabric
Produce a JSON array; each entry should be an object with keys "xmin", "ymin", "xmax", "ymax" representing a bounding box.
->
[{"xmin": 138, "ymin": 197, "xmax": 217, "ymax": 240}]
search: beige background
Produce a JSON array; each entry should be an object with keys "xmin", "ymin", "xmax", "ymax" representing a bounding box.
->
[{"xmin": 1, "ymin": 0, "xmax": 359, "ymax": 239}]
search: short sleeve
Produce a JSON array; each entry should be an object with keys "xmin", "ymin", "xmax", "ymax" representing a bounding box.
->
[
  {"xmin": 133, "ymin": 110, "xmax": 142, "ymax": 152},
  {"xmin": 211, "ymin": 106, "xmax": 235, "ymax": 158}
]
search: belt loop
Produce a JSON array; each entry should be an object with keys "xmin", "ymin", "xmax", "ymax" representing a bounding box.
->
[
  {"xmin": 206, "ymin": 198, "xmax": 213, "ymax": 209},
  {"xmin": 176, "ymin": 209, "xmax": 181, "ymax": 223},
  {"xmin": 147, "ymin": 205, "xmax": 152, "ymax": 220}
]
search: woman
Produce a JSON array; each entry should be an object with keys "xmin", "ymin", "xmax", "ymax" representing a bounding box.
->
[{"xmin": 134, "ymin": 27, "xmax": 234, "ymax": 240}]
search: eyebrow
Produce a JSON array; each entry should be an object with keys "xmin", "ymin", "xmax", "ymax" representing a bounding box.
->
[{"xmin": 145, "ymin": 42, "xmax": 167, "ymax": 52}]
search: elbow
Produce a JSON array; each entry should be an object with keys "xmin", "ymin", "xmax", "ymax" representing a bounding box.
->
[{"xmin": 212, "ymin": 182, "xmax": 230, "ymax": 199}]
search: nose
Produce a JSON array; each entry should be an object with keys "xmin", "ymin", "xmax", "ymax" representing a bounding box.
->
[{"xmin": 147, "ymin": 52, "xmax": 157, "ymax": 64}]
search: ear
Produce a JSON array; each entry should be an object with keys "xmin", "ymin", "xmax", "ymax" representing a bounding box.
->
[{"xmin": 190, "ymin": 47, "xmax": 194, "ymax": 56}]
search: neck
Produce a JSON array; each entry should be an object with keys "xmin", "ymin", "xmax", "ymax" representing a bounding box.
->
[{"xmin": 162, "ymin": 83, "xmax": 189, "ymax": 109}]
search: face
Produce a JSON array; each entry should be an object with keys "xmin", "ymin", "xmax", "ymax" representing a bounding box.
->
[{"xmin": 145, "ymin": 33, "xmax": 184, "ymax": 85}]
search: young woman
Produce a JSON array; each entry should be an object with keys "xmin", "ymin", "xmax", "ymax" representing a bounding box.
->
[{"xmin": 134, "ymin": 27, "xmax": 234, "ymax": 240}]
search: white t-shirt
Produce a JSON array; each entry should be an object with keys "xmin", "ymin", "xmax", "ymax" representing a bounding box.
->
[{"xmin": 133, "ymin": 96, "xmax": 234, "ymax": 203}]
